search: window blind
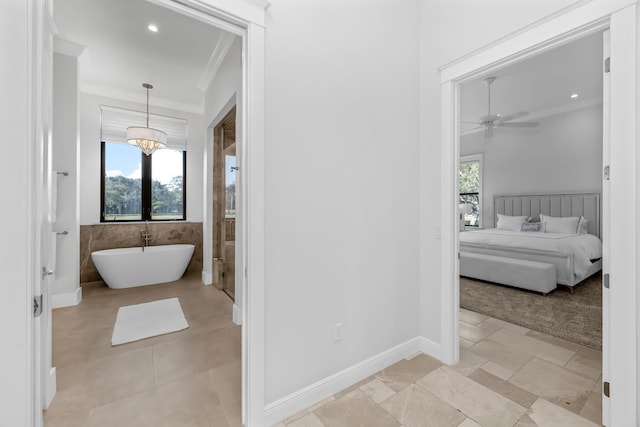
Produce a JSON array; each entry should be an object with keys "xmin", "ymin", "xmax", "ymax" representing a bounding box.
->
[{"xmin": 100, "ymin": 105, "xmax": 188, "ymax": 150}]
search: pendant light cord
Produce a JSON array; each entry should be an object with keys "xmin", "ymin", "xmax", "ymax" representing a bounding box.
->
[{"xmin": 146, "ymin": 85, "xmax": 150, "ymax": 128}]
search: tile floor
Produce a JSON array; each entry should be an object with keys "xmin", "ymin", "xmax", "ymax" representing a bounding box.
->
[
  {"xmin": 44, "ymin": 273, "xmax": 242, "ymax": 427},
  {"xmin": 45, "ymin": 275, "xmax": 602, "ymax": 427},
  {"xmin": 274, "ymin": 308, "xmax": 602, "ymax": 427}
]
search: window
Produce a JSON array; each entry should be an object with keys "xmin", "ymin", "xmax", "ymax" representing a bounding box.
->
[
  {"xmin": 99, "ymin": 105, "xmax": 188, "ymax": 222},
  {"xmin": 459, "ymin": 154, "xmax": 482, "ymax": 227},
  {"xmin": 101, "ymin": 142, "xmax": 186, "ymax": 221}
]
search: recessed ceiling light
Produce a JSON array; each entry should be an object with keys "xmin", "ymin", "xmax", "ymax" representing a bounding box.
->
[
  {"xmin": 570, "ymin": 93, "xmax": 579, "ymax": 99},
  {"xmin": 148, "ymin": 24, "xmax": 159, "ymax": 32}
]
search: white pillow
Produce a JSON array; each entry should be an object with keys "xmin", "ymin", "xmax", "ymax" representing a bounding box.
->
[
  {"xmin": 539, "ymin": 214, "xmax": 580, "ymax": 234},
  {"xmin": 496, "ymin": 214, "xmax": 529, "ymax": 231},
  {"xmin": 578, "ymin": 216, "xmax": 589, "ymax": 234}
]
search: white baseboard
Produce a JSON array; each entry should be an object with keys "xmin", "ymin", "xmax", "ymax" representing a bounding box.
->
[
  {"xmin": 52, "ymin": 287, "xmax": 82, "ymax": 309},
  {"xmin": 264, "ymin": 336, "xmax": 425, "ymax": 426},
  {"xmin": 45, "ymin": 367, "xmax": 56, "ymax": 409},
  {"xmin": 232, "ymin": 304, "xmax": 242, "ymax": 325},
  {"xmin": 418, "ymin": 336, "xmax": 442, "ymax": 361},
  {"xmin": 202, "ymin": 270, "xmax": 213, "ymax": 285}
]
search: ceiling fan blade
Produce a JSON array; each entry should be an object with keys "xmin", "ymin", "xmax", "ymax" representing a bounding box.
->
[
  {"xmin": 460, "ymin": 120, "xmax": 481, "ymax": 124},
  {"xmin": 460, "ymin": 125, "xmax": 485, "ymax": 135},
  {"xmin": 496, "ymin": 121, "xmax": 539, "ymax": 128},
  {"xmin": 497, "ymin": 111, "xmax": 529, "ymax": 123}
]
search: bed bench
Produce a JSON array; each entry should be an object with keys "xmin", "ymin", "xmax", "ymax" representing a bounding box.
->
[{"xmin": 460, "ymin": 252, "xmax": 557, "ymax": 295}]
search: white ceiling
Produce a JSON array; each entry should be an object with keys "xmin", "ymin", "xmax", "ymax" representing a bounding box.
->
[
  {"xmin": 53, "ymin": 0, "xmax": 233, "ymax": 113},
  {"xmin": 460, "ymin": 31, "xmax": 603, "ymax": 131},
  {"xmin": 53, "ymin": 1, "xmax": 602, "ymax": 121}
]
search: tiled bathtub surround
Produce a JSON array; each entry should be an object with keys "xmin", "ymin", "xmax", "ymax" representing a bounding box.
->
[{"xmin": 80, "ymin": 222, "xmax": 203, "ymax": 283}]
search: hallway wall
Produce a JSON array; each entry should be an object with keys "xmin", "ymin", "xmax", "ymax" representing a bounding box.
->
[{"xmin": 263, "ymin": 0, "xmax": 421, "ymax": 404}]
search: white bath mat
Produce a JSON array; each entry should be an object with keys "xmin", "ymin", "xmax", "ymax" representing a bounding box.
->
[{"xmin": 111, "ymin": 297, "xmax": 189, "ymax": 346}]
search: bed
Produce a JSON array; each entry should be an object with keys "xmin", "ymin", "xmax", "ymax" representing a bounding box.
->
[{"xmin": 459, "ymin": 193, "xmax": 603, "ymax": 293}]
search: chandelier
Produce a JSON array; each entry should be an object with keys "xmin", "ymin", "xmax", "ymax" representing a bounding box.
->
[{"xmin": 127, "ymin": 83, "xmax": 167, "ymax": 156}]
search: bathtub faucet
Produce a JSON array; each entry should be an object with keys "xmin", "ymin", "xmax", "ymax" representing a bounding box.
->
[{"xmin": 141, "ymin": 222, "xmax": 152, "ymax": 251}]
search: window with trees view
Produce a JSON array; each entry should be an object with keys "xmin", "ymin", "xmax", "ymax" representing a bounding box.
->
[
  {"xmin": 459, "ymin": 154, "xmax": 482, "ymax": 227},
  {"xmin": 101, "ymin": 141, "xmax": 186, "ymax": 222}
]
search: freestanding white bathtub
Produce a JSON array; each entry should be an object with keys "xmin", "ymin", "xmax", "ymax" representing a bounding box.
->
[{"xmin": 91, "ymin": 244, "xmax": 195, "ymax": 289}]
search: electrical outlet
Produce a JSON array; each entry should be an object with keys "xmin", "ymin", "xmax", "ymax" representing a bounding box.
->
[{"xmin": 334, "ymin": 323, "xmax": 343, "ymax": 342}]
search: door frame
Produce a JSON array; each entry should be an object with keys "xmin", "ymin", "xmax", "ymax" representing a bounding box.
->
[
  {"xmin": 438, "ymin": 0, "xmax": 638, "ymax": 425},
  {"xmin": 27, "ymin": 0, "xmax": 270, "ymax": 425},
  {"xmin": 143, "ymin": 3, "xmax": 268, "ymax": 425}
]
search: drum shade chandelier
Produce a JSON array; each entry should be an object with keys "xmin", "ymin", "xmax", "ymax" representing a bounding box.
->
[{"xmin": 127, "ymin": 83, "xmax": 167, "ymax": 155}]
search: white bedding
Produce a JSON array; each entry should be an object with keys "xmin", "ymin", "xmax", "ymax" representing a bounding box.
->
[{"xmin": 460, "ymin": 229, "xmax": 602, "ymax": 279}]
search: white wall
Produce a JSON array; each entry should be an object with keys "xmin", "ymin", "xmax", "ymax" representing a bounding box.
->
[
  {"xmin": 204, "ymin": 37, "xmax": 241, "ymax": 126},
  {"xmin": 0, "ymin": 0, "xmax": 31, "ymax": 423},
  {"xmin": 418, "ymin": 0, "xmax": 582, "ymax": 345},
  {"xmin": 202, "ymin": 36, "xmax": 242, "ymax": 292},
  {"xmin": 52, "ymin": 52, "xmax": 81, "ymax": 299},
  {"xmin": 79, "ymin": 93, "xmax": 205, "ymax": 224},
  {"xmin": 263, "ymin": 0, "xmax": 420, "ymax": 404},
  {"xmin": 461, "ymin": 105, "xmax": 603, "ymax": 226}
]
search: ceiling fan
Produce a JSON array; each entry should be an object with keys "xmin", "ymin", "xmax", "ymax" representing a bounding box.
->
[{"xmin": 462, "ymin": 76, "xmax": 539, "ymax": 136}]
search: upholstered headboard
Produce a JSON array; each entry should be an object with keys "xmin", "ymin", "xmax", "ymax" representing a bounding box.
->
[{"xmin": 494, "ymin": 193, "xmax": 601, "ymax": 237}]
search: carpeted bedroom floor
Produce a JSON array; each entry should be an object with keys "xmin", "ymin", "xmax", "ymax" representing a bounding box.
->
[{"xmin": 460, "ymin": 273, "xmax": 602, "ymax": 350}]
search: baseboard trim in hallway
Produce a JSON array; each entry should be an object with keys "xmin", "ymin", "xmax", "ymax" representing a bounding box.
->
[{"xmin": 264, "ymin": 336, "xmax": 440, "ymax": 426}]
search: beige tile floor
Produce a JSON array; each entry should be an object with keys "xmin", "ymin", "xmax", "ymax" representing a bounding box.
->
[
  {"xmin": 45, "ymin": 275, "xmax": 602, "ymax": 427},
  {"xmin": 274, "ymin": 308, "xmax": 602, "ymax": 427},
  {"xmin": 44, "ymin": 272, "xmax": 242, "ymax": 427}
]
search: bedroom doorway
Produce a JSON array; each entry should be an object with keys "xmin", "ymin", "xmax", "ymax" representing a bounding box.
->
[
  {"xmin": 440, "ymin": 3, "xmax": 639, "ymax": 426},
  {"xmin": 456, "ymin": 31, "xmax": 605, "ymax": 349},
  {"xmin": 456, "ymin": 34, "xmax": 606, "ymax": 424}
]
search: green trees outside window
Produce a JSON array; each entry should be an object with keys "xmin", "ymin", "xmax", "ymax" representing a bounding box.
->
[
  {"xmin": 101, "ymin": 141, "xmax": 186, "ymax": 222},
  {"xmin": 459, "ymin": 159, "xmax": 480, "ymax": 227}
]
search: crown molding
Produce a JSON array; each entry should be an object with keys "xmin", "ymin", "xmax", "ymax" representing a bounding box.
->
[
  {"xmin": 80, "ymin": 83, "xmax": 205, "ymax": 115},
  {"xmin": 197, "ymin": 32, "xmax": 236, "ymax": 92},
  {"xmin": 53, "ymin": 38, "xmax": 86, "ymax": 58},
  {"xmin": 240, "ymin": 0, "xmax": 271, "ymax": 8},
  {"xmin": 523, "ymin": 95, "xmax": 602, "ymax": 122}
]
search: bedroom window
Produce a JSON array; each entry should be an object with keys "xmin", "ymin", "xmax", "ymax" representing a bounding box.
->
[{"xmin": 459, "ymin": 154, "xmax": 482, "ymax": 227}]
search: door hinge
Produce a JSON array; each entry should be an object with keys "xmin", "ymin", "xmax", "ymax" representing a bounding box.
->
[
  {"xmin": 34, "ymin": 295, "xmax": 43, "ymax": 318},
  {"xmin": 604, "ymin": 165, "xmax": 610, "ymax": 181},
  {"xmin": 244, "ymin": 266, "xmax": 248, "ymax": 278},
  {"xmin": 603, "ymin": 381, "xmax": 610, "ymax": 397},
  {"xmin": 604, "ymin": 57, "xmax": 610, "ymax": 73},
  {"xmin": 458, "ymin": 252, "xmax": 461, "ymax": 260},
  {"xmin": 603, "ymin": 273, "xmax": 610, "ymax": 289}
]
